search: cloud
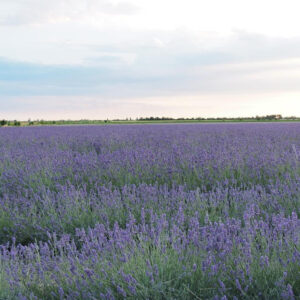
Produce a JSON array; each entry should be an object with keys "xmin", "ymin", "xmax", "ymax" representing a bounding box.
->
[
  {"xmin": 1, "ymin": 29, "xmax": 300, "ymax": 119},
  {"xmin": 1, "ymin": 41, "xmax": 300, "ymax": 99},
  {"xmin": 0, "ymin": 0, "xmax": 138, "ymax": 26}
]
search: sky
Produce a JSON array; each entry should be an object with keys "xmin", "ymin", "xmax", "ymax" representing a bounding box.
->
[{"xmin": 1, "ymin": 0, "xmax": 300, "ymax": 120}]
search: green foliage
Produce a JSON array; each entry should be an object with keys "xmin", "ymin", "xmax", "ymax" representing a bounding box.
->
[{"xmin": 0, "ymin": 120, "xmax": 7, "ymax": 126}]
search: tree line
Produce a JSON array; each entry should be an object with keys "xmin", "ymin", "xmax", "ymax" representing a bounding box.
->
[
  {"xmin": 0, "ymin": 120, "xmax": 21, "ymax": 126},
  {"xmin": 1, "ymin": 115, "xmax": 300, "ymax": 127}
]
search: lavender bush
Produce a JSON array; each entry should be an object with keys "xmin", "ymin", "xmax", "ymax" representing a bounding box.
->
[{"xmin": 0, "ymin": 123, "xmax": 299, "ymax": 299}]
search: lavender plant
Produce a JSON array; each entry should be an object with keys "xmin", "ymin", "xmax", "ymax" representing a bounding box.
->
[{"xmin": 0, "ymin": 123, "xmax": 299, "ymax": 299}]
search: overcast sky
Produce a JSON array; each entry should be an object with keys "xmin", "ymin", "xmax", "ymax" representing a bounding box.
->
[{"xmin": 1, "ymin": 0, "xmax": 300, "ymax": 119}]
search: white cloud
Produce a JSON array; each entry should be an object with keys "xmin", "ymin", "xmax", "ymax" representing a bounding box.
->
[
  {"xmin": 0, "ymin": 0, "xmax": 138, "ymax": 26},
  {"xmin": 1, "ymin": 0, "xmax": 300, "ymax": 118},
  {"xmin": 2, "ymin": 0, "xmax": 300, "ymax": 37}
]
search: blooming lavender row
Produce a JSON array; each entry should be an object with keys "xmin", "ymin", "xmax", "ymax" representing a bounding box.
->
[
  {"xmin": 1, "ymin": 208, "xmax": 299, "ymax": 299},
  {"xmin": 0, "ymin": 123, "xmax": 299, "ymax": 299}
]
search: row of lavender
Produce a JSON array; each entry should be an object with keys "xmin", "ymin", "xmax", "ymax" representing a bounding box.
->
[{"xmin": 0, "ymin": 123, "xmax": 299, "ymax": 299}]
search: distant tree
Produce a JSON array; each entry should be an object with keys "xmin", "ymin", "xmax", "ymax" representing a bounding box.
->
[{"xmin": 0, "ymin": 120, "xmax": 7, "ymax": 126}]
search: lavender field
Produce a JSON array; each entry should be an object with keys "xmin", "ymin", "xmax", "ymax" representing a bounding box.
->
[{"xmin": 0, "ymin": 123, "xmax": 299, "ymax": 299}]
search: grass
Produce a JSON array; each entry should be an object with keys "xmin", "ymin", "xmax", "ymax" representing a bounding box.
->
[{"xmin": 0, "ymin": 118, "xmax": 297, "ymax": 127}]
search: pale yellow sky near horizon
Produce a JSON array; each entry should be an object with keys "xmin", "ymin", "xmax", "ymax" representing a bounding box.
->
[{"xmin": 2, "ymin": 92, "xmax": 299, "ymax": 120}]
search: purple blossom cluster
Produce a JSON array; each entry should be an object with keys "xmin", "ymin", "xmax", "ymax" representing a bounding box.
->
[{"xmin": 0, "ymin": 123, "xmax": 299, "ymax": 299}]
